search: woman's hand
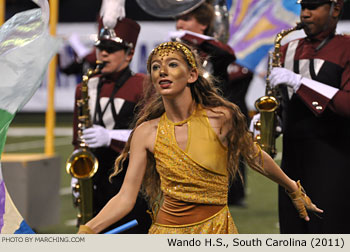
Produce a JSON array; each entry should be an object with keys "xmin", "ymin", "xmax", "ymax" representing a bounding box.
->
[{"xmin": 287, "ymin": 180, "xmax": 324, "ymax": 221}]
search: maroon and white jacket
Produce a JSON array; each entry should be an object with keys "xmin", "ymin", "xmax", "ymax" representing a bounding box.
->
[
  {"xmin": 279, "ymin": 31, "xmax": 350, "ymax": 139},
  {"xmin": 73, "ymin": 69, "xmax": 144, "ymax": 153},
  {"xmin": 281, "ymin": 33, "xmax": 350, "ymax": 117}
]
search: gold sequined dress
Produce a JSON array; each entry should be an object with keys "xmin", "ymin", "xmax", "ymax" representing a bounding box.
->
[{"xmin": 148, "ymin": 106, "xmax": 238, "ymax": 234}]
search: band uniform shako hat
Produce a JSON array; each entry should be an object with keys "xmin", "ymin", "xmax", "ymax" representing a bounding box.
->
[
  {"xmin": 95, "ymin": 17, "xmax": 141, "ymax": 50},
  {"xmin": 297, "ymin": 0, "xmax": 344, "ymax": 7}
]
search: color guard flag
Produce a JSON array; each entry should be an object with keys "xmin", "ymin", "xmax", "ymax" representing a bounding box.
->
[
  {"xmin": 227, "ymin": 0, "xmax": 301, "ymax": 72},
  {"xmin": 0, "ymin": 0, "xmax": 61, "ymax": 233}
]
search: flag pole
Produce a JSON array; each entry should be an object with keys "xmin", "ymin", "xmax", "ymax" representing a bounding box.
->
[
  {"xmin": 0, "ymin": 0, "xmax": 5, "ymax": 25},
  {"xmin": 45, "ymin": 0, "xmax": 59, "ymax": 155}
]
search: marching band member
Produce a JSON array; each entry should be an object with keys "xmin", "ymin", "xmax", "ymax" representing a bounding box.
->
[
  {"xmin": 72, "ymin": 14, "xmax": 151, "ymax": 233},
  {"xmin": 257, "ymin": 0, "xmax": 350, "ymax": 233}
]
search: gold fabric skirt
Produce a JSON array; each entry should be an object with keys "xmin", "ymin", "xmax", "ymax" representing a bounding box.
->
[{"xmin": 148, "ymin": 205, "xmax": 238, "ymax": 234}]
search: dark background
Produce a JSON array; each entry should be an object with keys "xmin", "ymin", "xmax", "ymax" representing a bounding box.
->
[
  {"xmin": 4, "ymin": 0, "xmax": 172, "ymax": 22},
  {"xmin": 4, "ymin": 0, "xmax": 350, "ymax": 22}
]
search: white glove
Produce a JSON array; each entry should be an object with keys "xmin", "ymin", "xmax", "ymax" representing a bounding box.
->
[
  {"xmin": 82, "ymin": 125, "xmax": 112, "ymax": 148},
  {"xmin": 249, "ymin": 113, "xmax": 261, "ymax": 138},
  {"xmin": 269, "ymin": 67, "xmax": 302, "ymax": 92},
  {"xmin": 108, "ymin": 129, "xmax": 132, "ymax": 142},
  {"xmin": 71, "ymin": 178, "xmax": 80, "ymax": 199},
  {"xmin": 68, "ymin": 33, "xmax": 91, "ymax": 59},
  {"xmin": 249, "ymin": 113, "xmax": 282, "ymax": 138}
]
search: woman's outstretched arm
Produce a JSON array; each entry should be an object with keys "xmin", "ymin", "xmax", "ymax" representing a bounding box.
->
[
  {"xmin": 79, "ymin": 123, "xmax": 151, "ymax": 233},
  {"xmin": 250, "ymin": 147, "xmax": 323, "ymax": 221}
]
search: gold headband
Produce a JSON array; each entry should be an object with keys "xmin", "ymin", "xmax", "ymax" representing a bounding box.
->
[{"xmin": 147, "ymin": 42, "xmax": 197, "ymax": 72}]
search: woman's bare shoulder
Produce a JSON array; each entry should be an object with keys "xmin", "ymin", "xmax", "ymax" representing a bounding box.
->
[
  {"xmin": 205, "ymin": 106, "xmax": 232, "ymax": 119},
  {"xmin": 134, "ymin": 118, "xmax": 160, "ymax": 133},
  {"xmin": 132, "ymin": 118, "xmax": 160, "ymax": 152}
]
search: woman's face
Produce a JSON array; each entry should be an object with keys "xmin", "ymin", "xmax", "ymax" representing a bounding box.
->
[{"xmin": 150, "ymin": 51, "xmax": 197, "ymax": 98}]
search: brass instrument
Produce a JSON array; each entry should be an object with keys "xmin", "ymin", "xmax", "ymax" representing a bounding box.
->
[
  {"xmin": 135, "ymin": 0, "xmax": 205, "ymax": 18},
  {"xmin": 66, "ymin": 61, "xmax": 105, "ymax": 225},
  {"xmin": 254, "ymin": 23, "xmax": 304, "ymax": 157},
  {"xmin": 136, "ymin": 0, "xmax": 229, "ymax": 43}
]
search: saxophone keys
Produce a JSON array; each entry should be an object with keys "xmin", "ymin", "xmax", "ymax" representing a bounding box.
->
[
  {"xmin": 254, "ymin": 120, "xmax": 261, "ymax": 131},
  {"xmin": 255, "ymin": 135, "xmax": 261, "ymax": 142}
]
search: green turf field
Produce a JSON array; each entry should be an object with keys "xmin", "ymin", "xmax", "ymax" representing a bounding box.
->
[{"xmin": 3, "ymin": 113, "xmax": 282, "ymax": 234}]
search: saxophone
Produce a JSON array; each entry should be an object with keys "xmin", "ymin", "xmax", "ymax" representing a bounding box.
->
[
  {"xmin": 66, "ymin": 61, "xmax": 105, "ymax": 225},
  {"xmin": 254, "ymin": 23, "xmax": 304, "ymax": 157}
]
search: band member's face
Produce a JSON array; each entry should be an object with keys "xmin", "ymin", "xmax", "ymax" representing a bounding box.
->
[
  {"xmin": 150, "ymin": 51, "xmax": 197, "ymax": 98},
  {"xmin": 300, "ymin": 3, "xmax": 335, "ymax": 37},
  {"xmin": 176, "ymin": 15, "xmax": 206, "ymax": 35},
  {"xmin": 96, "ymin": 43, "xmax": 132, "ymax": 74}
]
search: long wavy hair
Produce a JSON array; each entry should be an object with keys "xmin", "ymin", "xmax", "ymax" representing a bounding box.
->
[{"xmin": 110, "ymin": 41, "xmax": 262, "ymax": 208}]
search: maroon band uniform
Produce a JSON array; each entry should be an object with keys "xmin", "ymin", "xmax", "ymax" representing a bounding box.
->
[{"xmin": 278, "ymin": 31, "xmax": 350, "ymax": 233}]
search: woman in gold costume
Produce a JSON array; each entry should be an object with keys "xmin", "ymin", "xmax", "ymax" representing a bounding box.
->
[{"xmin": 78, "ymin": 41, "xmax": 323, "ymax": 234}]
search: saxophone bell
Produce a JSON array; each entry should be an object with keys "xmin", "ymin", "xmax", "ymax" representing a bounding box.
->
[
  {"xmin": 254, "ymin": 96, "xmax": 280, "ymax": 158},
  {"xmin": 66, "ymin": 148, "xmax": 98, "ymax": 179}
]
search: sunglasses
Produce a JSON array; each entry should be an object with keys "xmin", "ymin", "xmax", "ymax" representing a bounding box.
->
[
  {"xmin": 301, "ymin": 1, "xmax": 331, "ymax": 10},
  {"xmin": 96, "ymin": 40, "xmax": 125, "ymax": 53}
]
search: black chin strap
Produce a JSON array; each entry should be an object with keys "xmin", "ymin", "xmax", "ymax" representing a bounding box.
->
[
  {"xmin": 315, "ymin": 2, "xmax": 336, "ymax": 51},
  {"xmin": 315, "ymin": 32, "xmax": 335, "ymax": 51}
]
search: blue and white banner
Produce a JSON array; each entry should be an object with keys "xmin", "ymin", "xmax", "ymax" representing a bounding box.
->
[{"xmin": 227, "ymin": 0, "xmax": 300, "ymax": 72}]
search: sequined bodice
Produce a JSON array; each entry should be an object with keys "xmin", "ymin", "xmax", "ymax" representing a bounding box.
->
[{"xmin": 154, "ymin": 106, "xmax": 228, "ymax": 205}]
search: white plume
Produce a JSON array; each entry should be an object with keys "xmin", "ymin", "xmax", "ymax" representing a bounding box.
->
[{"xmin": 100, "ymin": 0, "xmax": 126, "ymax": 28}]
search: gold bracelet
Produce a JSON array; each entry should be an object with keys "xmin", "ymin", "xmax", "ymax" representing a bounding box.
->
[{"xmin": 78, "ymin": 225, "xmax": 96, "ymax": 234}]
